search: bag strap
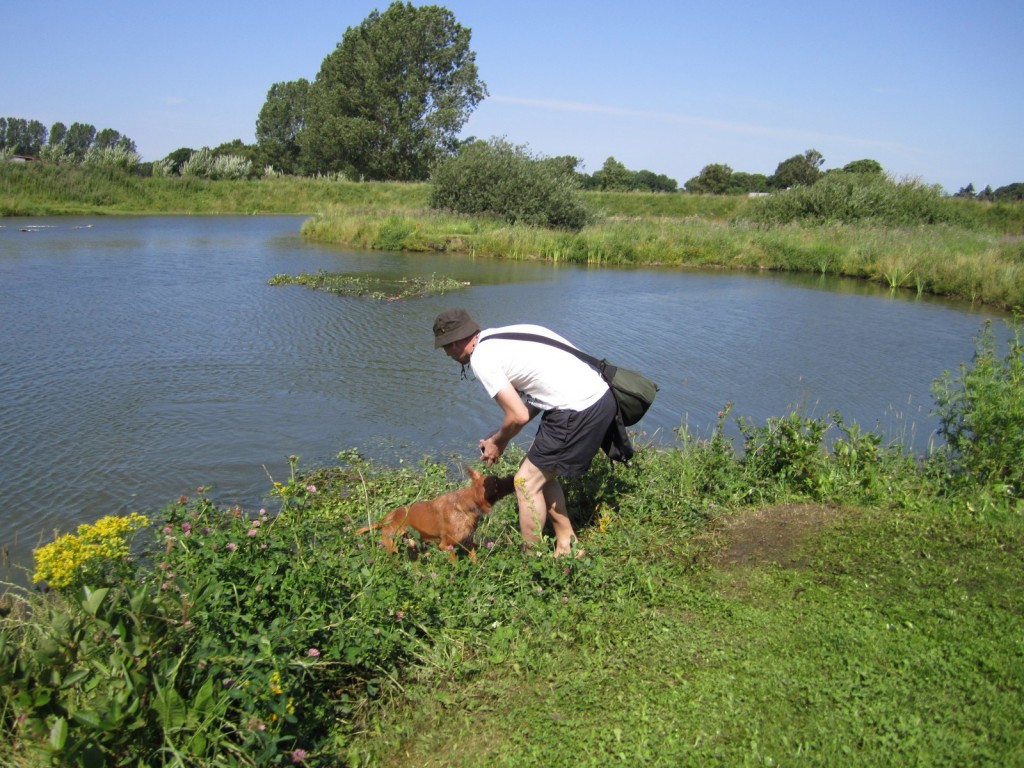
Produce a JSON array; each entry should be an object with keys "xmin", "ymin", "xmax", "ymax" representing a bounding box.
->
[{"xmin": 477, "ymin": 331, "xmax": 607, "ymax": 373}]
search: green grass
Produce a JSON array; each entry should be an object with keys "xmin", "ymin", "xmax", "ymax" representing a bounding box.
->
[
  {"xmin": 0, "ymin": 163, "xmax": 429, "ymax": 215},
  {"xmin": 301, "ymin": 209, "xmax": 1024, "ymax": 309},
  {"xmin": 363, "ymin": 502, "xmax": 1024, "ymax": 767}
]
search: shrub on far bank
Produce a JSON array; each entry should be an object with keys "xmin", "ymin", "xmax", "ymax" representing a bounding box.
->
[
  {"xmin": 744, "ymin": 172, "xmax": 977, "ymax": 228},
  {"xmin": 177, "ymin": 148, "xmax": 255, "ymax": 180},
  {"xmin": 429, "ymin": 137, "xmax": 592, "ymax": 230}
]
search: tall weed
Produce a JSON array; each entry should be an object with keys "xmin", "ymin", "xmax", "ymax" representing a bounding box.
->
[{"xmin": 932, "ymin": 314, "xmax": 1024, "ymax": 497}]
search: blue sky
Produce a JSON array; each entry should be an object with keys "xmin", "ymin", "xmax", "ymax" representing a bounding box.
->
[{"xmin": 5, "ymin": 0, "xmax": 1022, "ymax": 192}]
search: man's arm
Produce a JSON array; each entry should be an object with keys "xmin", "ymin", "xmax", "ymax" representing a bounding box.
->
[{"xmin": 479, "ymin": 383, "xmax": 538, "ymax": 464}]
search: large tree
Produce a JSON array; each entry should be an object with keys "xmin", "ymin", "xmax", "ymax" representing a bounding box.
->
[
  {"xmin": 63, "ymin": 122, "xmax": 97, "ymax": 159},
  {"xmin": 591, "ymin": 157, "xmax": 632, "ymax": 191},
  {"xmin": 770, "ymin": 149, "xmax": 825, "ymax": 189},
  {"xmin": 255, "ymin": 79, "xmax": 310, "ymax": 175},
  {"xmin": 301, "ymin": 2, "xmax": 486, "ymax": 180},
  {"xmin": 48, "ymin": 122, "xmax": 67, "ymax": 147},
  {"xmin": 93, "ymin": 128, "xmax": 137, "ymax": 153},
  {"xmin": 685, "ymin": 163, "xmax": 733, "ymax": 194},
  {"xmin": 994, "ymin": 182, "xmax": 1024, "ymax": 201},
  {"xmin": 1, "ymin": 117, "xmax": 47, "ymax": 155},
  {"xmin": 842, "ymin": 158, "xmax": 883, "ymax": 175}
]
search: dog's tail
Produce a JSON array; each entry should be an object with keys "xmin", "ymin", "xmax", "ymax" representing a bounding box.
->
[{"xmin": 355, "ymin": 506, "xmax": 406, "ymax": 536}]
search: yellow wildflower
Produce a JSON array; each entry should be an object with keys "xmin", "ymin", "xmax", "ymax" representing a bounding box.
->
[
  {"xmin": 269, "ymin": 670, "xmax": 284, "ymax": 695},
  {"xmin": 32, "ymin": 513, "xmax": 148, "ymax": 588}
]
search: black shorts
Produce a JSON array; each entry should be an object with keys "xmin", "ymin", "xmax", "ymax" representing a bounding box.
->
[{"xmin": 527, "ymin": 388, "xmax": 617, "ymax": 478}]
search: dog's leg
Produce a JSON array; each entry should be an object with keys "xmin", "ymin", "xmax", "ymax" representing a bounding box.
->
[
  {"xmin": 438, "ymin": 536, "xmax": 458, "ymax": 563},
  {"xmin": 378, "ymin": 519, "xmax": 409, "ymax": 554},
  {"xmin": 358, "ymin": 507, "xmax": 409, "ymax": 555}
]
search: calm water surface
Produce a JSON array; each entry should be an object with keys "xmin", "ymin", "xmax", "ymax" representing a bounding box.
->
[{"xmin": 0, "ymin": 215, "xmax": 1003, "ymax": 575}]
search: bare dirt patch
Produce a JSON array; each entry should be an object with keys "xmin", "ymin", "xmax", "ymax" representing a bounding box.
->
[{"xmin": 714, "ymin": 503, "xmax": 849, "ymax": 570}]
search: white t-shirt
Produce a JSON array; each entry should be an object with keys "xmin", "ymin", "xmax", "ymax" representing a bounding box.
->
[{"xmin": 470, "ymin": 324, "xmax": 609, "ymax": 412}]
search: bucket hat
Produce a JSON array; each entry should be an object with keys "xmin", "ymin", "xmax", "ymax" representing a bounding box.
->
[{"xmin": 433, "ymin": 309, "xmax": 480, "ymax": 348}]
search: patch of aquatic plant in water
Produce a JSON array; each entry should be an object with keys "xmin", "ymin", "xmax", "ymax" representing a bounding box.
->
[{"xmin": 268, "ymin": 269, "xmax": 468, "ymax": 300}]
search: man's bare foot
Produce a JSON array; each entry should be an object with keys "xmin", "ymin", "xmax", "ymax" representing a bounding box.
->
[{"xmin": 554, "ymin": 543, "xmax": 585, "ymax": 559}]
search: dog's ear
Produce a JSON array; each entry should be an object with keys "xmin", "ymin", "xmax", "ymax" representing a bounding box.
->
[{"xmin": 466, "ymin": 466, "xmax": 482, "ymax": 482}]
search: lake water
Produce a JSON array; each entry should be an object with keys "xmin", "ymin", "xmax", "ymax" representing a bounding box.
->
[{"xmin": 0, "ymin": 215, "xmax": 1005, "ymax": 577}]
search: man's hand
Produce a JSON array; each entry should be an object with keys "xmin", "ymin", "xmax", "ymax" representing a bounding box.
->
[
  {"xmin": 479, "ymin": 437, "xmax": 502, "ymax": 466},
  {"xmin": 478, "ymin": 384, "xmax": 532, "ymax": 466}
]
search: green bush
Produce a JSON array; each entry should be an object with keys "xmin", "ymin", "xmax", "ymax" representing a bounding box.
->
[
  {"xmin": 81, "ymin": 145, "xmax": 141, "ymax": 172},
  {"xmin": 932, "ymin": 314, "xmax": 1024, "ymax": 495},
  {"xmin": 745, "ymin": 172, "xmax": 976, "ymax": 227},
  {"xmin": 180, "ymin": 148, "xmax": 255, "ymax": 180},
  {"xmin": 738, "ymin": 411, "xmax": 832, "ymax": 501},
  {"xmin": 429, "ymin": 137, "xmax": 592, "ymax": 230}
]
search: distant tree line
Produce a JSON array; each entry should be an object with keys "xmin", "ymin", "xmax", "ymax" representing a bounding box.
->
[
  {"xmin": 953, "ymin": 182, "xmax": 1024, "ymax": 203},
  {"xmin": 0, "ymin": 116, "xmax": 136, "ymax": 160},
  {"xmin": 577, "ymin": 156, "xmax": 678, "ymax": 192},
  {"xmin": 683, "ymin": 150, "xmax": 882, "ymax": 194},
  {"xmin": 684, "ymin": 150, "xmax": 1023, "ymax": 202}
]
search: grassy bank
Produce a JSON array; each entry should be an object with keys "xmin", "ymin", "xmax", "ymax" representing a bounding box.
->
[
  {"xmin": 3, "ymin": 435, "xmax": 1022, "ymax": 766},
  {"xmin": 3, "ymin": 319, "xmax": 1022, "ymax": 766},
  {"xmin": 0, "ymin": 163, "xmax": 429, "ymax": 216},
  {"xmin": 301, "ymin": 208, "xmax": 1024, "ymax": 307}
]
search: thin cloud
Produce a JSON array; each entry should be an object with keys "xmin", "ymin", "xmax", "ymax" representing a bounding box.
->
[{"xmin": 490, "ymin": 95, "xmax": 913, "ymax": 155}]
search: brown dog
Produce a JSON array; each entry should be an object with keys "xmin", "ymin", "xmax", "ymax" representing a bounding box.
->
[{"xmin": 356, "ymin": 468, "xmax": 515, "ymax": 561}]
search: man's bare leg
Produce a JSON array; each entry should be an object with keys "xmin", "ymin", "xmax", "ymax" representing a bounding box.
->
[{"xmin": 515, "ymin": 458, "xmax": 577, "ymax": 556}]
